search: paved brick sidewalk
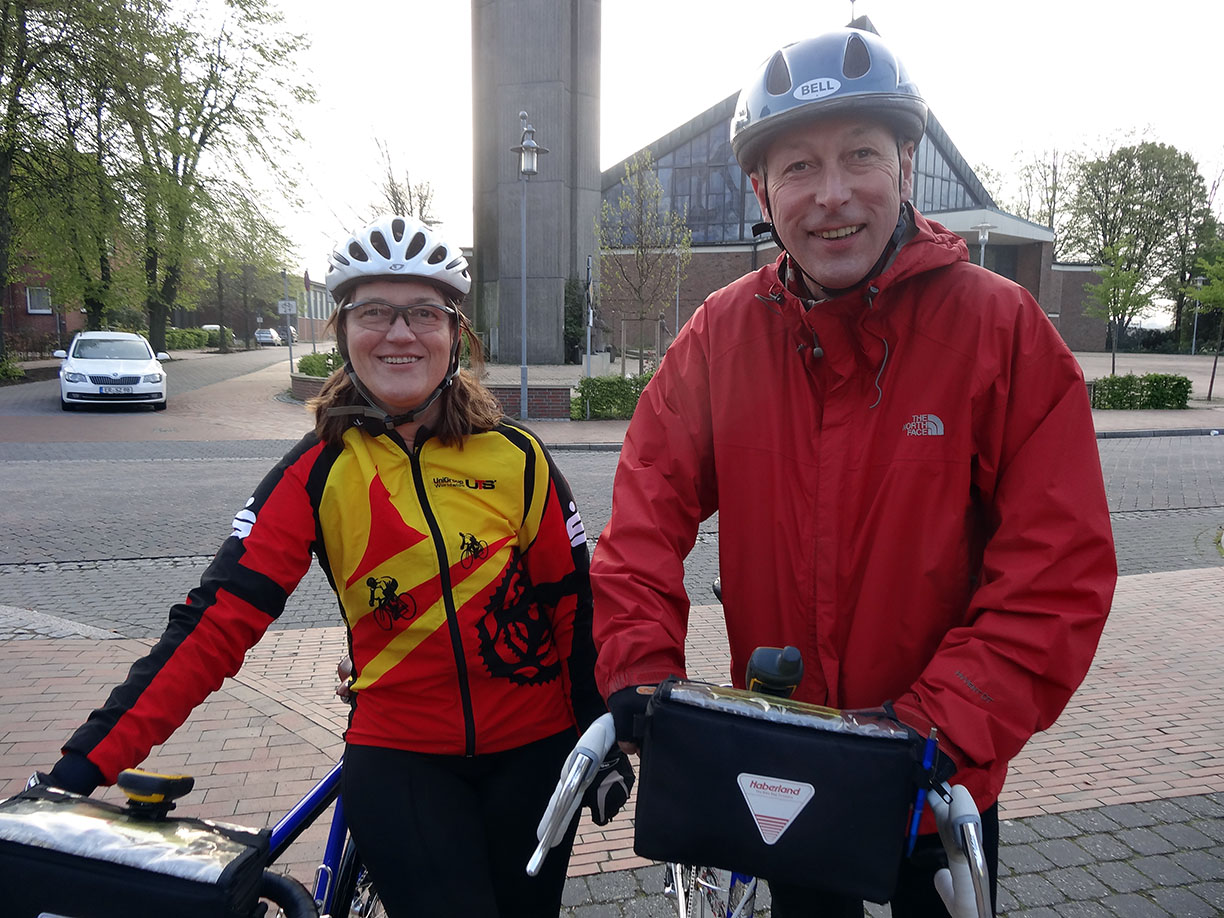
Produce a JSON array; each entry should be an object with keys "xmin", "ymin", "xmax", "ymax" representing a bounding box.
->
[{"xmin": 3, "ymin": 568, "xmax": 1223, "ymax": 915}]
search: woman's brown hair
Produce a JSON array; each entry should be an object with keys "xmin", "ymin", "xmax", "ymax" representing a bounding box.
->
[{"xmin": 308, "ymin": 293, "xmax": 503, "ymax": 448}]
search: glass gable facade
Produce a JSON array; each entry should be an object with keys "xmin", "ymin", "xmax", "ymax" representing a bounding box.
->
[{"xmin": 603, "ymin": 101, "xmax": 992, "ymax": 246}]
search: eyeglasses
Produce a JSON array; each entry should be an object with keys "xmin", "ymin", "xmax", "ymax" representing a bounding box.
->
[{"xmin": 343, "ymin": 299, "xmax": 456, "ymax": 331}]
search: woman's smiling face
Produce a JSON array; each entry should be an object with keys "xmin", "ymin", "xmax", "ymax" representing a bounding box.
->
[{"xmin": 344, "ymin": 278, "xmax": 456, "ymax": 415}]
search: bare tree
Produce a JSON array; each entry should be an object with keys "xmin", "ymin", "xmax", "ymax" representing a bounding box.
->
[
  {"xmin": 1003, "ymin": 148, "xmax": 1077, "ymax": 259},
  {"xmin": 374, "ymin": 138, "xmax": 437, "ymax": 223},
  {"xmin": 595, "ymin": 150, "xmax": 692, "ymax": 375}
]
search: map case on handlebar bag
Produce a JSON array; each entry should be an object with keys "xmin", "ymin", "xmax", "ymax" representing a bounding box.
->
[
  {"xmin": 634, "ymin": 678, "xmax": 917, "ymax": 904},
  {"xmin": 0, "ymin": 784, "xmax": 271, "ymax": 918}
]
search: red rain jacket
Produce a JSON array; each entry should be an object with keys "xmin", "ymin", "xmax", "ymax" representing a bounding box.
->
[{"xmin": 591, "ymin": 210, "xmax": 1116, "ymax": 812}]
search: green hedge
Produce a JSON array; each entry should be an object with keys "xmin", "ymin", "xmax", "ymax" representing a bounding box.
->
[
  {"xmin": 1091, "ymin": 373, "xmax": 1192, "ymax": 410},
  {"xmin": 296, "ymin": 349, "xmax": 344, "ymax": 378},
  {"xmin": 205, "ymin": 327, "xmax": 234, "ymax": 348},
  {"xmin": 164, "ymin": 327, "xmax": 209, "ymax": 350},
  {"xmin": 571, "ymin": 372, "xmax": 654, "ymax": 419}
]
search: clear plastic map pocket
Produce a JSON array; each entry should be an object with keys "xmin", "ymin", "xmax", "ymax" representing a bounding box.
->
[
  {"xmin": 0, "ymin": 784, "xmax": 270, "ymax": 918},
  {"xmin": 633, "ymin": 678, "xmax": 916, "ymax": 903}
]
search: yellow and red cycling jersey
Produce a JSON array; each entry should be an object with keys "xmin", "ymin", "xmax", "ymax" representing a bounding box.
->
[{"xmin": 65, "ymin": 421, "xmax": 602, "ymax": 781}]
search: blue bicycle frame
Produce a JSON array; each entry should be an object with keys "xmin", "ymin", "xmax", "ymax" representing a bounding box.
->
[{"xmin": 267, "ymin": 758, "xmax": 348, "ymax": 913}]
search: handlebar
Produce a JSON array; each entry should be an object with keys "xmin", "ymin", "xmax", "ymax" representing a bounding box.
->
[
  {"xmin": 928, "ymin": 783, "xmax": 992, "ymax": 918},
  {"xmin": 526, "ymin": 713, "xmax": 616, "ymax": 876}
]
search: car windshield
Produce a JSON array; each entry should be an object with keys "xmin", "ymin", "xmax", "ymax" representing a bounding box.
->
[{"xmin": 72, "ymin": 339, "xmax": 152, "ymax": 360}]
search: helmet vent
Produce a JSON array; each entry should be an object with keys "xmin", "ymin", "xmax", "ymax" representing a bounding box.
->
[
  {"xmin": 765, "ymin": 51, "xmax": 792, "ymax": 95},
  {"xmin": 406, "ymin": 232, "xmax": 426, "ymax": 259},
  {"xmin": 843, "ymin": 33, "xmax": 871, "ymax": 79},
  {"xmin": 391, "ymin": 218, "xmax": 405, "ymax": 241},
  {"xmin": 331, "ymin": 254, "xmax": 350, "ymax": 267},
  {"xmin": 347, "ymin": 242, "xmax": 369, "ymax": 262},
  {"xmin": 369, "ymin": 231, "xmax": 391, "ymax": 259},
  {"xmin": 427, "ymin": 245, "xmax": 448, "ymax": 265},
  {"xmin": 445, "ymin": 257, "xmax": 465, "ymax": 270}
]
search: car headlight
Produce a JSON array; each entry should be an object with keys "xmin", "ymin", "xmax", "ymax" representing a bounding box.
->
[
  {"xmin": 142, "ymin": 372, "xmax": 164, "ymax": 384},
  {"xmin": 63, "ymin": 370, "xmax": 89, "ymax": 383}
]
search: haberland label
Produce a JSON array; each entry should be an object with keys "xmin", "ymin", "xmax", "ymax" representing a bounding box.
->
[{"xmin": 737, "ymin": 773, "xmax": 815, "ymax": 845}]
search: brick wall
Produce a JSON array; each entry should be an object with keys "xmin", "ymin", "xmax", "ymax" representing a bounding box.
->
[
  {"xmin": 486, "ymin": 385, "xmax": 573, "ymax": 420},
  {"xmin": 1050, "ymin": 265, "xmax": 1109, "ymax": 352}
]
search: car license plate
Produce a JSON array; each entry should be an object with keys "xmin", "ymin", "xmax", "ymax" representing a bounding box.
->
[{"xmin": 100, "ymin": 385, "xmax": 133, "ymax": 394}]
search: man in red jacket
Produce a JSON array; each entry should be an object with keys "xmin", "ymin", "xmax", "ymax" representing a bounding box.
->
[{"xmin": 590, "ymin": 28, "xmax": 1116, "ymax": 917}]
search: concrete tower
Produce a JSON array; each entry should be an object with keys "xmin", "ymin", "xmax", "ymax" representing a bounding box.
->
[{"xmin": 471, "ymin": 0, "xmax": 600, "ymax": 364}]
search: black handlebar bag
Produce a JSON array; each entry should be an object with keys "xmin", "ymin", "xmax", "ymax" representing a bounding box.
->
[
  {"xmin": 633, "ymin": 679, "xmax": 918, "ymax": 903},
  {"xmin": 0, "ymin": 784, "xmax": 270, "ymax": 918}
]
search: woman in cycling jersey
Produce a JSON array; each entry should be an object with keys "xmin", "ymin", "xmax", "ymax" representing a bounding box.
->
[{"xmin": 42, "ymin": 215, "xmax": 633, "ymax": 917}]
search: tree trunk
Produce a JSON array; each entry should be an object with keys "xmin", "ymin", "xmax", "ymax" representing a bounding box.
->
[{"xmin": 1209, "ymin": 318, "xmax": 1223, "ymax": 401}]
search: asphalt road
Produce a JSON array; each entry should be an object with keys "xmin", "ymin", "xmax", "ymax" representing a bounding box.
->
[{"xmin": 0, "ymin": 350, "xmax": 1221, "ymax": 640}]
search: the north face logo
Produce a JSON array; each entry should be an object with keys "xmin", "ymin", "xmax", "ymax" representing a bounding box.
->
[{"xmin": 904, "ymin": 414, "xmax": 945, "ymax": 437}]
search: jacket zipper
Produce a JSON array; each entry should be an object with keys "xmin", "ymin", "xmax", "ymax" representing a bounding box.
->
[{"xmin": 407, "ymin": 441, "xmax": 478, "ymax": 756}]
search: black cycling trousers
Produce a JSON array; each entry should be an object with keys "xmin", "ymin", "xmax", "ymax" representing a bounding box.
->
[
  {"xmin": 769, "ymin": 803, "xmax": 999, "ymax": 917},
  {"xmin": 342, "ymin": 729, "xmax": 579, "ymax": 918}
]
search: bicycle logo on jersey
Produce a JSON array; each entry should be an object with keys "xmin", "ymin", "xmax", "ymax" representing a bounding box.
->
[
  {"xmin": 366, "ymin": 575, "xmax": 418, "ymax": 631},
  {"xmin": 459, "ymin": 531, "xmax": 489, "ymax": 568},
  {"xmin": 475, "ymin": 550, "xmax": 560, "ymax": 686}
]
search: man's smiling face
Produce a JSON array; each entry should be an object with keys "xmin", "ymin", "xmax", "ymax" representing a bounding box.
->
[{"xmin": 752, "ymin": 115, "xmax": 914, "ymax": 293}]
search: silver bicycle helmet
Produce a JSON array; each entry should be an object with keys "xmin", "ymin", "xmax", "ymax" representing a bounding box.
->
[
  {"xmin": 325, "ymin": 215, "xmax": 471, "ymax": 305},
  {"xmin": 731, "ymin": 29, "xmax": 928, "ymax": 174}
]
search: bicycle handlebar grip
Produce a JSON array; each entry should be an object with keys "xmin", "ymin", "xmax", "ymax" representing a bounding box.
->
[
  {"xmin": 928, "ymin": 783, "xmax": 991, "ymax": 918},
  {"xmin": 745, "ymin": 645, "xmax": 804, "ymax": 698},
  {"xmin": 527, "ymin": 713, "xmax": 616, "ymax": 876}
]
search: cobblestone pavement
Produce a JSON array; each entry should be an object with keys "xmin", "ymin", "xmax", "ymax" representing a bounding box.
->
[{"xmin": 2, "ymin": 351, "xmax": 1224, "ymax": 916}]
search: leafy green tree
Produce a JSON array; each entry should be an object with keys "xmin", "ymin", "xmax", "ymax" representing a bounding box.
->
[
  {"xmin": 1084, "ymin": 239, "xmax": 1150, "ymax": 375},
  {"xmin": 1189, "ymin": 255, "xmax": 1224, "ymax": 398},
  {"xmin": 1064, "ymin": 141, "xmax": 1210, "ymax": 340},
  {"xmin": 0, "ymin": 0, "xmax": 79, "ymax": 357},
  {"xmin": 113, "ymin": 0, "xmax": 312, "ymax": 352},
  {"xmin": 595, "ymin": 149, "xmax": 691, "ymax": 375},
  {"xmin": 12, "ymin": 0, "xmax": 141, "ymax": 332}
]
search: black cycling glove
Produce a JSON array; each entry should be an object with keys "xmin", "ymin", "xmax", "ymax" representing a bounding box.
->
[
  {"xmin": 582, "ymin": 749, "xmax": 635, "ymax": 826},
  {"xmin": 37, "ymin": 752, "xmax": 104, "ymax": 796},
  {"xmin": 607, "ymin": 685, "xmax": 654, "ymax": 747}
]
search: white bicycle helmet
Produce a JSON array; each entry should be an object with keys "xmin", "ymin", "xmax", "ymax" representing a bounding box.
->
[{"xmin": 325, "ymin": 215, "xmax": 471, "ymax": 305}]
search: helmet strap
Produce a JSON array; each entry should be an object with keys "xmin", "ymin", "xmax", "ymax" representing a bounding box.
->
[{"xmin": 325, "ymin": 352, "xmax": 460, "ymax": 435}]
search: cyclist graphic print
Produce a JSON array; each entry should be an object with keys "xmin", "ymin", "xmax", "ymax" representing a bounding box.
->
[{"xmin": 366, "ymin": 576, "xmax": 418, "ymax": 630}]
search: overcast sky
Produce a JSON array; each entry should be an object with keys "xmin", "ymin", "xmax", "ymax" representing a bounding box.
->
[{"xmin": 280, "ymin": 0, "xmax": 1221, "ymax": 278}]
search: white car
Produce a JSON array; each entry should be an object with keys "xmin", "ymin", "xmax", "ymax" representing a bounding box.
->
[
  {"xmin": 54, "ymin": 331, "xmax": 169, "ymax": 411},
  {"xmin": 255, "ymin": 328, "xmax": 283, "ymax": 346}
]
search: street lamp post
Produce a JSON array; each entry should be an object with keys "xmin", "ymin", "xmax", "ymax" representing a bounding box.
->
[
  {"xmin": 970, "ymin": 222, "xmax": 995, "ymax": 268},
  {"xmin": 1192, "ymin": 275, "xmax": 1205, "ymax": 355},
  {"xmin": 511, "ymin": 112, "xmax": 548, "ymax": 420}
]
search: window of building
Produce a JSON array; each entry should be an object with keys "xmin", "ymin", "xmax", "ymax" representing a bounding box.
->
[{"xmin": 26, "ymin": 287, "xmax": 52, "ymax": 314}]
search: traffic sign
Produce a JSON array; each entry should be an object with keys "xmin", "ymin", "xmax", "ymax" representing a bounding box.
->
[{"xmin": 277, "ymin": 298, "xmax": 298, "ymax": 315}]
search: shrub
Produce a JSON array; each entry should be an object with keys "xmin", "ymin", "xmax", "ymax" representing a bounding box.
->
[
  {"xmin": 205, "ymin": 327, "xmax": 234, "ymax": 349},
  {"xmin": 1091, "ymin": 373, "xmax": 1191, "ymax": 409},
  {"xmin": 571, "ymin": 372, "xmax": 654, "ymax": 419},
  {"xmin": 296, "ymin": 349, "xmax": 344, "ymax": 378},
  {"xmin": 164, "ymin": 327, "xmax": 209, "ymax": 350},
  {"xmin": 0, "ymin": 355, "xmax": 26, "ymax": 380},
  {"xmin": 1138, "ymin": 373, "xmax": 1191, "ymax": 409}
]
